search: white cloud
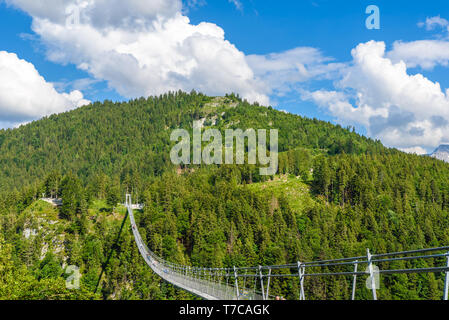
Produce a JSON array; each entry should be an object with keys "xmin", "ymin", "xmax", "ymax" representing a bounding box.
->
[
  {"xmin": 301, "ymin": 89, "xmax": 384, "ymax": 126},
  {"xmin": 388, "ymin": 40, "xmax": 449, "ymax": 69},
  {"xmin": 5, "ymin": 0, "xmax": 181, "ymax": 28},
  {"xmin": 0, "ymin": 51, "xmax": 89, "ymax": 126},
  {"xmin": 305, "ymin": 41, "xmax": 449, "ymax": 151},
  {"xmin": 5, "ymin": 0, "xmax": 342, "ymax": 109},
  {"xmin": 399, "ymin": 146, "xmax": 428, "ymax": 155},
  {"xmin": 387, "ymin": 16, "xmax": 449, "ymax": 70},
  {"xmin": 5, "ymin": 0, "xmax": 271, "ymax": 105}
]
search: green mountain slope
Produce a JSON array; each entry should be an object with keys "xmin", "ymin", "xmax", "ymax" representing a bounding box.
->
[
  {"xmin": 0, "ymin": 92, "xmax": 382, "ymax": 194},
  {"xmin": 1, "ymin": 92, "xmax": 449, "ymax": 300}
]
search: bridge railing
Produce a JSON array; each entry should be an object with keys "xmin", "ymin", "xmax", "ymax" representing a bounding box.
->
[
  {"xmin": 126, "ymin": 194, "xmax": 449, "ymax": 300},
  {"xmin": 127, "ymin": 195, "xmax": 253, "ymax": 300},
  {"xmin": 222, "ymin": 246, "xmax": 449, "ymax": 300}
]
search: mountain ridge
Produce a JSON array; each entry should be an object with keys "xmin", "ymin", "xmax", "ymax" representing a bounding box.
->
[
  {"xmin": 0, "ymin": 92, "xmax": 383, "ymax": 194},
  {"xmin": 430, "ymin": 144, "xmax": 449, "ymax": 163}
]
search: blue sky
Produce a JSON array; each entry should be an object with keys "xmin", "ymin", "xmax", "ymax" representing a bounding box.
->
[
  {"xmin": 187, "ymin": 0, "xmax": 449, "ymax": 121},
  {"xmin": 1, "ymin": 0, "xmax": 449, "ymax": 154}
]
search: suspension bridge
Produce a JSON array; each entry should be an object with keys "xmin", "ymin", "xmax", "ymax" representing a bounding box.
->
[{"xmin": 125, "ymin": 195, "xmax": 449, "ymax": 300}]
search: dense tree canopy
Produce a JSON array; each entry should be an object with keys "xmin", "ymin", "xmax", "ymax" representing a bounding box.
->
[{"xmin": 0, "ymin": 92, "xmax": 448, "ymax": 300}]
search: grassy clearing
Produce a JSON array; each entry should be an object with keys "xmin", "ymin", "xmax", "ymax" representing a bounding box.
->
[
  {"xmin": 245, "ymin": 175, "xmax": 315, "ymax": 215},
  {"xmin": 30, "ymin": 200, "xmax": 60, "ymax": 220}
]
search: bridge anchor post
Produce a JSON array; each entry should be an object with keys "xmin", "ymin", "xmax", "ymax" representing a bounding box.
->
[
  {"xmin": 367, "ymin": 249, "xmax": 377, "ymax": 300},
  {"xmin": 234, "ymin": 266, "xmax": 240, "ymax": 300},
  {"xmin": 234, "ymin": 266, "xmax": 239, "ymax": 300},
  {"xmin": 266, "ymin": 268, "xmax": 272, "ymax": 299},
  {"xmin": 259, "ymin": 266, "xmax": 265, "ymax": 300},
  {"xmin": 297, "ymin": 261, "xmax": 305, "ymax": 300},
  {"xmin": 444, "ymin": 252, "xmax": 449, "ymax": 301},
  {"xmin": 126, "ymin": 194, "xmax": 132, "ymax": 207},
  {"xmin": 352, "ymin": 260, "xmax": 358, "ymax": 300}
]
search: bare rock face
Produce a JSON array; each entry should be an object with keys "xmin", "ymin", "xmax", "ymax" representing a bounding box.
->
[{"xmin": 430, "ymin": 145, "xmax": 449, "ymax": 163}]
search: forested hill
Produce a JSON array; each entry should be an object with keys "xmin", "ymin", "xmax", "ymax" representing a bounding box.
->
[
  {"xmin": 2, "ymin": 92, "xmax": 449, "ymax": 300},
  {"xmin": 0, "ymin": 91, "xmax": 382, "ymax": 194}
]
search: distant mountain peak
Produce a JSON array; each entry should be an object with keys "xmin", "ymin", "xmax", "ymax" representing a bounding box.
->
[
  {"xmin": 431, "ymin": 144, "xmax": 449, "ymax": 163},
  {"xmin": 434, "ymin": 144, "xmax": 449, "ymax": 152}
]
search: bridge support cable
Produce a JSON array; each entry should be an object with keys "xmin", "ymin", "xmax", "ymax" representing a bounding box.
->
[
  {"xmin": 94, "ymin": 208, "xmax": 129, "ymax": 294},
  {"xmin": 126, "ymin": 195, "xmax": 449, "ymax": 300},
  {"xmin": 126, "ymin": 194, "xmax": 247, "ymax": 300},
  {"xmin": 259, "ymin": 266, "xmax": 265, "ymax": 300}
]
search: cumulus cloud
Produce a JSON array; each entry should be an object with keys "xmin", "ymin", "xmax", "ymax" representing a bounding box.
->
[
  {"xmin": 5, "ymin": 0, "xmax": 181, "ymax": 28},
  {"xmin": 388, "ymin": 40, "xmax": 449, "ymax": 70},
  {"xmin": 301, "ymin": 89, "xmax": 383, "ymax": 126},
  {"xmin": 388, "ymin": 16, "xmax": 449, "ymax": 70},
  {"xmin": 5, "ymin": 0, "xmax": 343, "ymax": 109},
  {"xmin": 0, "ymin": 51, "xmax": 90, "ymax": 126},
  {"xmin": 399, "ymin": 146, "xmax": 428, "ymax": 155},
  {"xmin": 305, "ymin": 41, "xmax": 449, "ymax": 151},
  {"xmin": 5, "ymin": 0, "xmax": 271, "ymax": 105}
]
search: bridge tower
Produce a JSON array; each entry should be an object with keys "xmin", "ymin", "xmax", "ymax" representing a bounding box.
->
[{"xmin": 126, "ymin": 194, "xmax": 132, "ymax": 207}]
